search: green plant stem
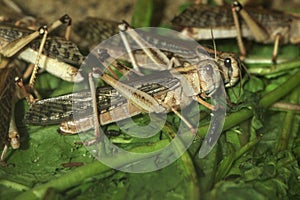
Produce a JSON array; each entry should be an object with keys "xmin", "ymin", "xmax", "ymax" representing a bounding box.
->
[
  {"xmin": 247, "ymin": 59, "xmax": 300, "ymax": 75},
  {"xmin": 215, "ymin": 137, "xmax": 260, "ymax": 181},
  {"xmin": 163, "ymin": 123, "xmax": 199, "ymax": 200},
  {"xmin": 198, "ymin": 69, "xmax": 300, "ymax": 136},
  {"xmin": 211, "ymin": 69, "xmax": 300, "ymax": 181},
  {"xmin": 0, "ymin": 179, "xmax": 30, "ymax": 191},
  {"xmin": 275, "ymin": 110, "xmax": 293, "ymax": 152},
  {"xmin": 275, "ymin": 88, "xmax": 299, "ymax": 152},
  {"xmin": 16, "ymin": 139, "xmax": 170, "ymax": 200},
  {"xmin": 16, "ymin": 162, "xmax": 111, "ymax": 200}
]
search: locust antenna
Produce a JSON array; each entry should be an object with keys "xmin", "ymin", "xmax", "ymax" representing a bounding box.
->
[
  {"xmin": 210, "ymin": 27, "xmax": 217, "ymax": 60},
  {"xmin": 238, "ymin": 61, "xmax": 250, "ymax": 96}
]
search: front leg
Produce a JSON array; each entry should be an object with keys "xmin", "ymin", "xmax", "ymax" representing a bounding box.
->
[{"xmin": 118, "ymin": 22, "xmax": 180, "ymax": 71}]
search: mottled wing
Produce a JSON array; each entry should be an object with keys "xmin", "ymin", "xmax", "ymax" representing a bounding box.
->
[
  {"xmin": 172, "ymin": 4, "xmax": 292, "ymax": 30},
  {"xmin": 28, "ymin": 37, "xmax": 85, "ymax": 66},
  {"xmin": 73, "ymin": 17, "xmax": 120, "ymax": 49},
  {"xmin": 172, "ymin": 4, "xmax": 234, "ymax": 28},
  {"xmin": 245, "ymin": 7, "xmax": 292, "ymax": 30},
  {"xmin": 0, "ymin": 67, "xmax": 17, "ymax": 145},
  {"xmin": 0, "ymin": 25, "xmax": 85, "ymax": 67},
  {"xmin": 24, "ymin": 92, "xmax": 91, "ymax": 125},
  {"xmin": 25, "ymin": 75, "xmax": 179, "ymax": 125},
  {"xmin": 0, "ymin": 25, "xmax": 32, "ymax": 48}
]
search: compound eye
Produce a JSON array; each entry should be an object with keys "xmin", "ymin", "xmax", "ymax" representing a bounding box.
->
[
  {"xmin": 224, "ymin": 58, "xmax": 232, "ymax": 68},
  {"xmin": 224, "ymin": 58, "xmax": 233, "ymax": 77}
]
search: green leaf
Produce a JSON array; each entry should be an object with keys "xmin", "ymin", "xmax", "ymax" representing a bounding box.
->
[{"xmin": 132, "ymin": 0, "xmax": 153, "ymax": 27}]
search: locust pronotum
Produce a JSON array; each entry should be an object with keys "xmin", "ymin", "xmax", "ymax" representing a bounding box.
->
[
  {"xmin": 25, "ymin": 22, "xmax": 232, "ymax": 159},
  {"xmin": 0, "ymin": 14, "xmax": 85, "ymax": 165},
  {"xmin": 172, "ymin": 1, "xmax": 300, "ymax": 62}
]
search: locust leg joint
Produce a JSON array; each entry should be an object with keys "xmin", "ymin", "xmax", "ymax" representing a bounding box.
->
[
  {"xmin": 97, "ymin": 48, "xmax": 110, "ymax": 62},
  {"xmin": 232, "ymin": 1, "xmax": 243, "ymax": 12},
  {"xmin": 60, "ymin": 14, "xmax": 72, "ymax": 25},
  {"xmin": 118, "ymin": 20, "xmax": 130, "ymax": 32},
  {"xmin": 38, "ymin": 25, "xmax": 48, "ymax": 35},
  {"xmin": 15, "ymin": 77, "xmax": 35, "ymax": 103},
  {"xmin": 92, "ymin": 67, "xmax": 102, "ymax": 78}
]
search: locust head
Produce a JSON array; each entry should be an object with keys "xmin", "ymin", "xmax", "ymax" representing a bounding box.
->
[{"xmin": 216, "ymin": 52, "xmax": 241, "ymax": 88}]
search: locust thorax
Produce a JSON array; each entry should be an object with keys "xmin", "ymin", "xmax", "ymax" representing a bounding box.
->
[
  {"xmin": 197, "ymin": 60, "xmax": 221, "ymax": 97},
  {"xmin": 173, "ymin": 59, "xmax": 222, "ymax": 98}
]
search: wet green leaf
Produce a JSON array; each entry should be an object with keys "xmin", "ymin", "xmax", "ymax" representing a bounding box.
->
[{"xmin": 2, "ymin": 1, "xmax": 300, "ymax": 199}]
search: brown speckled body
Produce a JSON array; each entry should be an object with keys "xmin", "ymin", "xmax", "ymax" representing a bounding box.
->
[
  {"xmin": 0, "ymin": 67, "xmax": 18, "ymax": 149},
  {"xmin": 172, "ymin": 4, "xmax": 300, "ymax": 44}
]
